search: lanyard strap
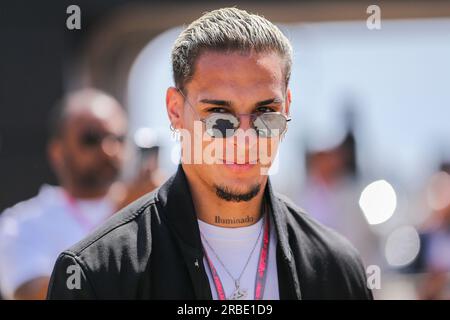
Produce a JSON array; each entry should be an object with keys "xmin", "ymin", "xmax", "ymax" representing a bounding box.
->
[
  {"xmin": 63, "ymin": 191, "xmax": 111, "ymax": 232},
  {"xmin": 255, "ymin": 208, "xmax": 270, "ymax": 300},
  {"xmin": 203, "ymin": 248, "xmax": 227, "ymax": 300},
  {"xmin": 203, "ymin": 209, "xmax": 271, "ymax": 300}
]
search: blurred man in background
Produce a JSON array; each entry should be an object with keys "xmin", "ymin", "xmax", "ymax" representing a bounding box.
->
[
  {"xmin": 0, "ymin": 88, "xmax": 127, "ymax": 299},
  {"xmin": 115, "ymin": 129, "xmax": 166, "ymax": 210},
  {"xmin": 418, "ymin": 163, "xmax": 450, "ymax": 299},
  {"xmin": 298, "ymin": 128, "xmax": 380, "ymax": 267}
]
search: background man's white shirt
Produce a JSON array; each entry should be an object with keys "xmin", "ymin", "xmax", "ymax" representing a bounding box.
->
[{"xmin": 0, "ymin": 184, "xmax": 113, "ymax": 299}]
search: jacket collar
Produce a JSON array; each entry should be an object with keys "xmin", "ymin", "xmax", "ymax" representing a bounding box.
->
[
  {"xmin": 156, "ymin": 165, "xmax": 203, "ymax": 252},
  {"xmin": 156, "ymin": 165, "xmax": 288, "ymax": 253},
  {"xmin": 156, "ymin": 164, "xmax": 301, "ymax": 299}
]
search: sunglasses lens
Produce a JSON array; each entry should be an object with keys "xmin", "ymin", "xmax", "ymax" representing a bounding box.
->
[
  {"xmin": 205, "ymin": 114, "xmax": 239, "ymax": 138},
  {"xmin": 80, "ymin": 131, "xmax": 102, "ymax": 147},
  {"xmin": 253, "ymin": 113, "xmax": 287, "ymax": 138}
]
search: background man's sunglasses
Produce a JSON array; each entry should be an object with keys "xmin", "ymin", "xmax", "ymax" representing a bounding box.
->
[{"xmin": 79, "ymin": 131, "xmax": 126, "ymax": 147}]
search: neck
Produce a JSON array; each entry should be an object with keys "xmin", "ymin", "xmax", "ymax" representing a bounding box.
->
[
  {"xmin": 184, "ymin": 167, "xmax": 267, "ymax": 228},
  {"xmin": 63, "ymin": 184, "xmax": 109, "ymax": 200}
]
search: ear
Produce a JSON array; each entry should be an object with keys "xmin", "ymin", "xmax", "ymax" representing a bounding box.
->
[
  {"xmin": 47, "ymin": 139, "xmax": 64, "ymax": 173},
  {"xmin": 285, "ymin": 88, "xmax": 292, "ymax": 116},
  {"xmin": 280, "ymin": 88, "xmax": 292, "ymax": 141},
  {"xmin": 166, "ymin": 87, "xmax": 185, "ymax": 130}
]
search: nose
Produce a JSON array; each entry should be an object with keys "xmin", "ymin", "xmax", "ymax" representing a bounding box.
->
[
  {"xmin": 101, "ymin": 136, "xmax": 122, "ymax": 158},
  {"xmin": 234, "ymin": 114, "xmax": 258, "ymax": 143},
  {"xmin": 237, "ymin": 114, "xmax": 254, "ymax": 131},
  {"xmin": 230, "ymin": 114, "xmax": 258, "ymax": 164}
]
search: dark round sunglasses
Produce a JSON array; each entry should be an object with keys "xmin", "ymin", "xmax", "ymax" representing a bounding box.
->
[{"xmin": 79, "ymin": 130, "xmax": 126, "ymax": 148}]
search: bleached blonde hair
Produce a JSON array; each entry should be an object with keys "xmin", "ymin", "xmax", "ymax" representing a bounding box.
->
[{"xmin": 171, "ymin": 7, "xmax": 293, "ymax": 92}]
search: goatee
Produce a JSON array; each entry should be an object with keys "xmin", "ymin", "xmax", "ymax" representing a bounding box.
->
[{"xmin": 214, "ymin": 184, "xmax": 261, "ymax": 202}]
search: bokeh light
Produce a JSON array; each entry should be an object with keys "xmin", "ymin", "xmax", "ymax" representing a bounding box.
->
[
  {"xmin": 134, "ymin": 127, "xmax": 158, "ymax": 149},
  {"xmin": 385, "ymin": 226, "xmax": 421, "ymax": 267},
  {"xmin": 359, "ymin": 180, "xmax": 397, "ymax": 225}
]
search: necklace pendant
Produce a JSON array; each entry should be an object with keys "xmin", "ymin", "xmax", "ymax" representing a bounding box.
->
[{"xmin": 228, "ymin": 282, "xmax": 248, "ymax": 300}]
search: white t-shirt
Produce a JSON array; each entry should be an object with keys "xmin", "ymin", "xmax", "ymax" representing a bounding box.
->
[
  {"xmin": 198, "ymin": 216, "xmax": 279, "ymax": 300},
  {"xmin": 0, "ymin": 184, "xmax": 114, "ymax": 299}
]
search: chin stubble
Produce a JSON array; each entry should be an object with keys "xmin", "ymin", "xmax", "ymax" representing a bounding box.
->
[{"xmin": 214, "ymin": 183, "xmax": 261, "ymax": 202}]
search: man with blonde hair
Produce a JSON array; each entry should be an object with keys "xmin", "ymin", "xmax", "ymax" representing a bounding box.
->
[{"xmin": 48, "ymin": 8, "xmax": 372, "ymax": 300}]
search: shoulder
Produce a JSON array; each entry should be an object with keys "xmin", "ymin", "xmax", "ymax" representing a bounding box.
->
[
  {"xmin": 276, "ymin": 192, "xmax": 361, "ymax": 258},
  {"xmin": 274, "ymin": 192, "xmax": 372, "ymax": 299},
  {"xmin": 0, "ymin": 186, "xmax": 56, "ymax": 241},
  {"xmin": 58, "ymin": 188, "xmax": 160, "ymax": 269},
  {"xmin": 47, "ymin": 189, "xmax": 161, "ymax": 299},
  {"xmin": 0, "ymin": 186, "xmax": 65, "ymax": 298}
]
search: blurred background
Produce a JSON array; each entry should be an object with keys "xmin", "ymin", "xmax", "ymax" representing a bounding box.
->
[{"xmin": 1, "ymin": 0, "xmax": 450, "ymax": 299}]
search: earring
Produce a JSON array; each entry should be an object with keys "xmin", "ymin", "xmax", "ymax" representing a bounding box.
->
[{"xmin": 170, "ymin": 123, "xmax": 180, "ymax": 141}]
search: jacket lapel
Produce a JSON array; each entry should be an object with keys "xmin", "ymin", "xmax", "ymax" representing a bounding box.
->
[
  {"xmin": 156, "ymin": 165, "xmax": 212, "ymax": 299},
  {"xmin": 265, "ymin": 180, "xmax": 302, "ymax": 300},
  {"xmin": 156, "ymin": 164, "xmax": 301, "ymax": 300}
]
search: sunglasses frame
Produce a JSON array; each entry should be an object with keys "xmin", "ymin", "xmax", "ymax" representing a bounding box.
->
[
  {"xmin": 79, "ymin": 130, "xmax": 126, "ymax": 148},
  {"xmin": 177, "ymin": 88, "xmax": 291, "ymax": 138}
]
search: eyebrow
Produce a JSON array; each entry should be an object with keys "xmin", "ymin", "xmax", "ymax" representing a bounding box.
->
[{"xmin": 199, "ymin": 98, "xmax": 283, "ymax": 108}]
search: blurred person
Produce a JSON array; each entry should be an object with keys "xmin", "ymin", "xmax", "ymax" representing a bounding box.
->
[
  {"xmin": 47, "ymin": 8, "xmax": 372, "ymax": 300},
  {"xmin": 301, "ymin": 136, "xmax": 352, "ymax": 227},
  {"xmin": 417, "ymin": 163, "xmax": 450, "ymax": 299},
  {"xmin": 114, "ymin": 132, "xmax": 166, "ymax": 210},
  {"xmin": 298, "ymin": 130, "xmax": 380, "ymax": 266},
  {"xmin": 0, "ymin": 88, "xmax": 127, "ymax": 299}
]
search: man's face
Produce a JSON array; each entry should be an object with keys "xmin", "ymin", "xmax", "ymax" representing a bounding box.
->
[
  {"xmin": 167, "ymin": 51, "xmax": 291, "ymax": 201},
  {"xmin": 57, "ymin": 105, "xmax": 127, "ymax": 191}
]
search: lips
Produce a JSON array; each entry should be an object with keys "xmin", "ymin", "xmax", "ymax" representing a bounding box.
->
[{"xmin": 219, "ymin": 159, "xmax": 257, "ymax": 172}]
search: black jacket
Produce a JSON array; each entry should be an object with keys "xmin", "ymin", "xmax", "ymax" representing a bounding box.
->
[{"xmin": 47, "ymin": 165, "xmax": 373, "ymax": 300}]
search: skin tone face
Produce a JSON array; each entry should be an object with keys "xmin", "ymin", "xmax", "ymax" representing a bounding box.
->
[
  {"xmin": 166, "ymin": 51, "xmax": 291, "ymax": 227},
  {"xmin": 17, "ymin": 93, "xmax": 127, "ymax": 300},
  {"xmin": 48, "ymin": 93, "xmax": 127, "ymax": 199}
]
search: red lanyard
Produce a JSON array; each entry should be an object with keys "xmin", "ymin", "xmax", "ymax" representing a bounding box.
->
[
  {"xmin": 63, "ymin": 191, "xmax": 107, "ymax": 232},
  {"xmin": 203, "ymin": 211, "xmax": 271, "ymax": 300},
  {"xmin": 255, "ymin": 211, "xmax": 270, "ymax": 299}
]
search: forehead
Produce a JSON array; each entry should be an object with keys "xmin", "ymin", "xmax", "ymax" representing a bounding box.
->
[
  {"xmin": 65, "ymin": 105, "xmax": 126, "ymax": 135},
  {"xmin": 188, "ymin": 51, "xmax": 285, "ymax": 99}
]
